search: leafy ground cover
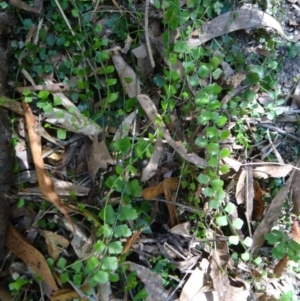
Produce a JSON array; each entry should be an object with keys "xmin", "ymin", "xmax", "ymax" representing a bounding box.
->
[{"xmin": 0, "ymin": 0, "xmax": 300, "ymax": 300}]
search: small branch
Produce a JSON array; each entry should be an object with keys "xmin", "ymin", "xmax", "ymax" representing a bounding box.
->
[{"xmin": 145, "ymin": 0, "xmax": 155, "ymax": 68}]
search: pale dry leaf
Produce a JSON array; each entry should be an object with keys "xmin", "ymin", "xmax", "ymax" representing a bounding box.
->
[
  {"xmin": 188, "ymin": 9, "xmax": 287, "ymax": 48},
  {"xmin": 87, "ymin": 135, "xmax": 113, "ymax": 182},
  {"xmin": 236, "ymin": 169, "xmax": 246, "ymax": 205},
  {"xmin": 44, "ymin": 79, "xmax": 81, "ymax": 117},
  {"xmin": 41, "ymin": 230, "xmax": 69, "ymax": 261},
  {"xmin": 44, "ymin": 108, "xmax": 102, "ymax": 136},
  {"xmin": 0, "ymin": 96, "xmax": 24, "ymax": 115},
  {"xmin": 113, "ymin": 110, "xmax": 137, "ymax": 141},
  {"xmin": 125, "ymin": 262, "xmax": 177, "ymax": 301},
  {"xmin": 51, "ymin": 178, "xmax": 89, "ymax": 196},
  {"xmin": 170, "ymin": 221, "xmax": 191, "ymax": 237},
  {"xmin": 179, "ymin": 267, "xmax": 206, "ymax": 301},
  {"xmin": 59, "ymin": 216, "xmax": 93, "ymax": 259},
  {"xmin": 6, "ymin": 223, "xmax": 58, "ymax": 291},
  {"xmin": 253, "ymin": 164, "xmax": 293, "ymax": 179},
  {"xmin": 252, "ymin": 167, "xmax": 296, "ymax": 254},
  {"xmin": 137, "ymin": 94, "xmax": 208, "ymax": 167},
  {"xmin": 141, "ymin": 136, "xmax": 162, "ymax": 181},
  {"xmin": 111, "ymin": 51, "xmax": 141, "ymax": 97},
  {"xmin": 222, "ymin": 157, "xmax": 242, "ymax": 172}
]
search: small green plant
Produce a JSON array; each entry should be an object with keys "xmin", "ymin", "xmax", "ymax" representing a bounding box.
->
[{"xmin": 265, "ymin": 229, "xmax": 300, "ymax": 262}]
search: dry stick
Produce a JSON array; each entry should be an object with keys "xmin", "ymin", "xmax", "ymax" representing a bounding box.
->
[
  {"xmin": 144, "ymin": 0, "xmax": 155, "ymax": 68},
  {"xmin": 250, "ymin": 121, "xmax": 300, "ymax": 143}
]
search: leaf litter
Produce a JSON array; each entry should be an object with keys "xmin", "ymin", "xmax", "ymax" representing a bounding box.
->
[{"xmin": 1, "ymin": 1, "xmax": 300, "ymax": 301}]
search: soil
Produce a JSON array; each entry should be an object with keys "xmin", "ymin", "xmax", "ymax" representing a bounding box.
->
[{"xmin": 0, "ymin": 11, "xmax": 15, "ymax": 259}]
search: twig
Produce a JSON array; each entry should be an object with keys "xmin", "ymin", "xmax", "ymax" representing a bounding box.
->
[
  {"xmin": 145, "ymin": 0, "xmax": 155, "ymax": 68},
  {"xmin": 250, "ymin": 121, "xmax": 300, "ymax": 143}
]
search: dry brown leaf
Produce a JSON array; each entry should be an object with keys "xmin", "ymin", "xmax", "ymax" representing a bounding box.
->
[
  {"xmin": 253, "ymin": 164, "xmax": 293, "ymax": 179},
  {"xmin": 6, "ymin": 223, "xmax": 58, "ymax": 291},
  {"xmin": 41, "ymin": 230, "xmax": 69, "ymax": 261},
  {"xmin": 22, "ymin": 101, "xmax": 74, "ymax": 229},
  {"xmin": 252, "ymin": 166, "xmax": 296, "ymax": 254},
  {"xmin": 0, "ymin": 285, "xmax": 12, "ymax": 301},
  {"xmin": 86, "ymin": 134, "xmax": 113, "ymax": 182},
  {"xmin": 10, "ymin": 0, "xmax": 40, "ymax": 13},
  {"xmin": 137, "ymin": 94, "xmax": 208, "ymax": 167},
  {"xmin": 253, "ymin": 181, "xmax": 264, "ymax": 221},
  {"xmin": 292, "ymin": 220, "xmax": 300, "ymax": 243},
  {"xmin": 274, "ymin": 254, "xmax": 289, "ymax": 278},
  {"xmin": 122, "ymin": 230, "xmax": 142, "ymax": 255},
  {"xmin": 50, "ymin": 285, "xmax": 90, "ymax": 301},
  {"xmin": 188, "ymin": 9, "xmax": 286, "ymax": 48},
  {"xmin": 142, "ymin": 177, "xmax": 179, "ymax": 200},
  {"xmin": 111, "ymin": 49, "xmax": 141, "ymax": 98},
  {"xmin": 142, "ymin": 178, "xmax": 179, "ymax": 227},
  {"xmin": 163, "ymin": 179, "xmax": 179, "ymax": 227}
]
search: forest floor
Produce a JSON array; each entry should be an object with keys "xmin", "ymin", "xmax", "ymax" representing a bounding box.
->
[{"xmin": 0, "ymin": 0, "xmax": 300, "ymax": 301}]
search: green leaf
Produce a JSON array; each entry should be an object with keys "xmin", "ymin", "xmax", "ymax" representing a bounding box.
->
[
  {"xmin": 229, "ymin": 236, "xmax": 239, "ymax": 245},
  {"xmin": 53, "ymin": 96, "xmax": 62, "ymax": 106},
  {"xmin": 210, "ymin": 56, "xmax": 221, "ymax": 69},
  {"xmin": 211, "ymin": 179, "xmax": 223, "ymax": 191},
  {"xmin": 93, "ymin": 241, "xmax": 106, "ymax": 254},
  {"xmin": 198, "ymin": 65, "xmax": 210, "ymax": 78},
  {"xmin": 109, "ymin": 273, "xmax": 120, "ymax": 282},
  {"xmin": 113, "ymin": 137, "xmax": 131, "ymax": 156},
  {"xmin": 219, "ymin": 148, "xmax": 230, "ymax": 158},
  {"xmin": 265, "ymin": 231, "xmax": 285, "ymax": 244},
  {"xmin": 114, "ymin": 224, "xmax": 132, "ymax": 238},
  {"xmin": 93, "ymin": 270, "xmax": 108, "ymax": 284},
  {"xmin": 271, "ymin": 242, "xmax": 287, "ymax": 259},
  {"xmin": 71, "ymin": 9, "xmax": 79, "ymax": 17},
  {"xmin": 87, "ymin": 256, "xmax": 100, "ymax": 269},
  {"xmin": 210, "ymin": 199, "xmax": 220, "ymax": 209},
  {"xmin": 98, "ymin": 224, "xmax": 112, "ymax": 238},
  {"xmin": 38, "ymin": 90, "xmax": 50, "ymax": 99},
  {"xmin": 102, "ymin": 256, "xmax": 118, "ymax": 271},
  {"xmin": 107, "ymin": 92, "xmax": 119, "ymax": 103},
  {"xmin": 174, "ymin": 41, "xmax": 189, "ymax": 53},
  {"xmin": 71, "ymin": 261, "xmax": 82, "ymax": 273},
  {"xmin": 133, "ymin": 288, "xmax": 148, "ymax": 300},
  {"xmin": 99, "ymin": 205, "xmax": 116, "ymax": 225},
  {"xmin": 243, "ymin": 237, "xmax": 253, "ymax": 247},
  {"xmin": 241, "ymin": 252, "xmax": 250, "ymax": 261},
  {"xmin": 125, "ymin": 180, "xmax": 142, "ymax": 197},
  {"xmin": 220, "ymin": 165, "xmax": 229, "ymax": 174},
  {"xmin": 232, "ymin": 218, "xmax": 243, "ymax": 229},
  {"xmin": 57, "ymin": 257, "xmax": 67, "ymax": 269},
  {"xmin": 119, "ymin": 205, "xmax": 138, "ymax": 221},
  {"xmin": 207, "ymin": 142, "xmax": 219, "ymax": 155},
  {"xmin": 254, "ymin": 257, "xmax": 262, "ymax": 265},
  {"xmin": 57, "ymin": 128, "xmax": 66, "ymax": 140},
  {"xmin": 216, "ymin": 115, "xmax": 227, "ymax": 127},
  {"xmin": 195, "ymin": 136, "xmax": 207, "ymax": 147},
  {"xmin": 219, "ymin": 130, "xmax": 230, "ymax": 141},
  {"xmin": 108, "ymin": 241, "xmax": 123, "ymax": 254},
  {"xmin": 60, "ymin": 272, "xmax": 69, "ymax": 283},
  {"xmin": 216, "ymin": 216, "xmax": 228, "ymax": 226},
  {"xmin": 225, "ymin": 202, "xmax": 236, "ymax": 214},
  {"xmin": 197, "ymin": 174, "xmax": 209, "ymax": 184}
]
